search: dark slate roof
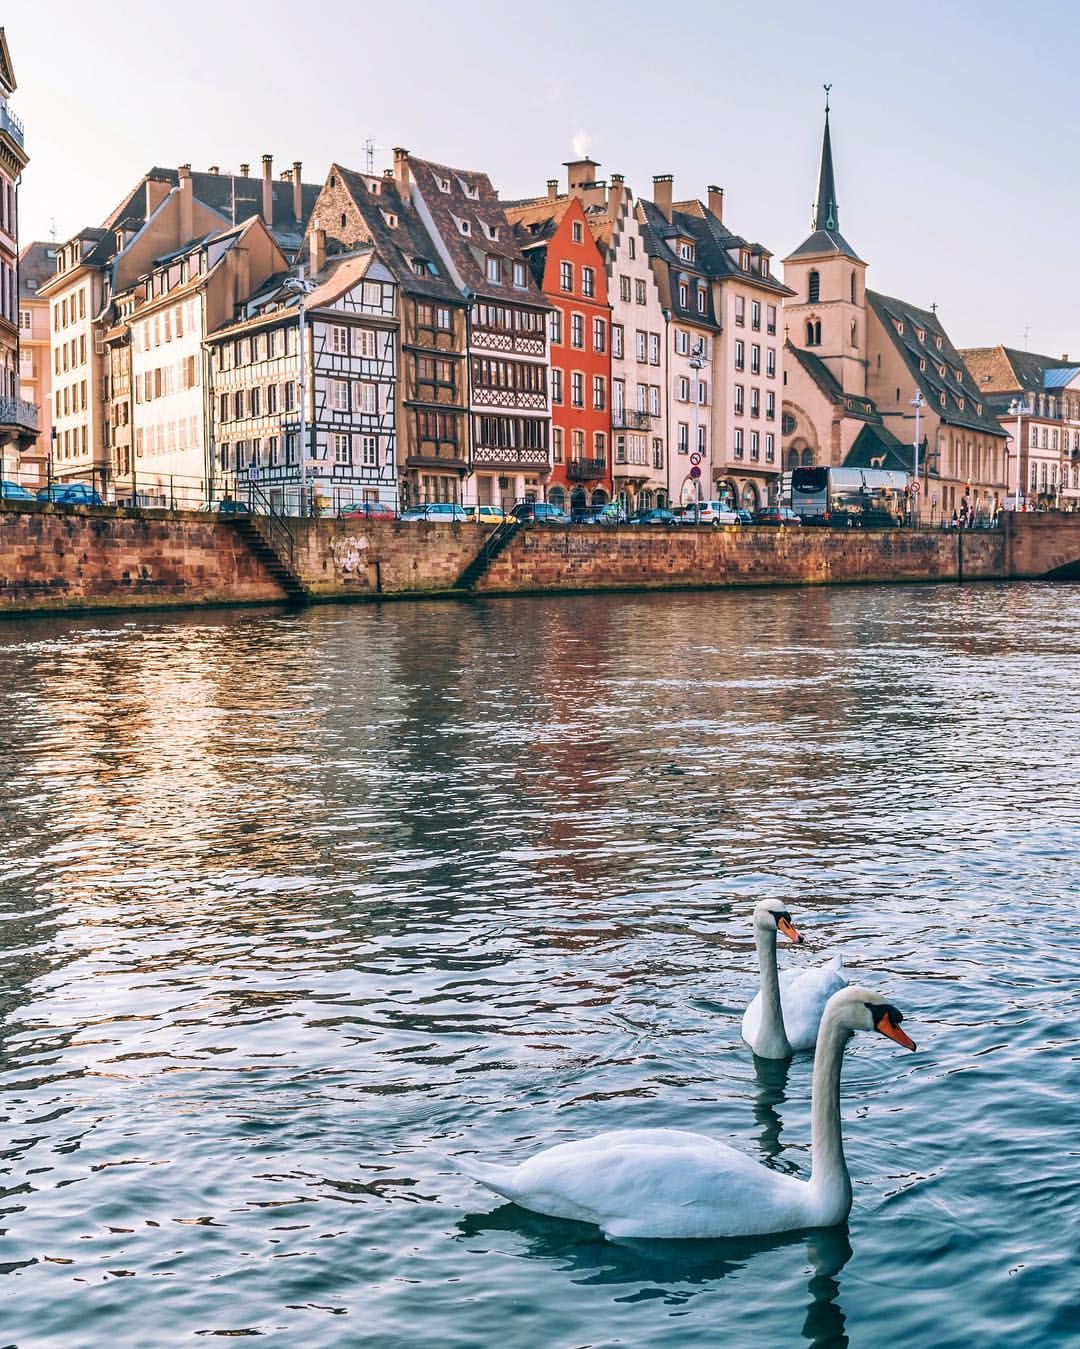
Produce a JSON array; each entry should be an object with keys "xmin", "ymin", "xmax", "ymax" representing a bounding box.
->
[
  {"xmin": 18, "ymin": 240, "xmax": 58, "ymax": 299},
  {"xmin": 637, "ymin": 197, "xmax": 791, "ymax": 329},
  {"xmin": 785, "ymin": 343, "xmax": 879, "ymax": 423},
  {"xmin": 331, "ymin": 164, "xmax": 465, "ymax": 305},
  {"xmin": 844, "ymin": 421, "xmax": 913, "ymax": 473},
  {"xmin": 405, "ymin": 154, "xmax": 547, "ymax": 306},
  {"xmin": 867, "ymin": 290, "xmax": 1007, "ymax": 438},
  {"xmin": 101, "ymin": 165, "xmax": 320, "ymax": 253}
]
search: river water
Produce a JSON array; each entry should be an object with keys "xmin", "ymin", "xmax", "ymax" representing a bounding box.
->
[{"xmin": 0, "ymin": 584, "xmax": 1077, "ymax": 1348}]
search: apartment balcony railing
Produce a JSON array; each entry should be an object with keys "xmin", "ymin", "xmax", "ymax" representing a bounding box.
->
[
  {"xmin": 0, "ymin": 103, "xmax": 24, "ymax": 150},
  {"xmin": 566, "ymin": 457, "xmax": 607, "ymax": 482},
  {"xmin": 612, "ymin": 409, "xmax": 653, "ymax": 430},
  {"xmin": 0, "ymin": 396, "xmax": 39, "ymax": 434}
]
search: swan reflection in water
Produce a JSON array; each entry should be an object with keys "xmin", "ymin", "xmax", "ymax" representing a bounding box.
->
[
  {"xmin": 751, "ymin": 1052, "xmax": 802, "ymax": 1172},
  {"xmin": 456, "ymin": 1205, "xmax": 852, "ymax": 1348}
]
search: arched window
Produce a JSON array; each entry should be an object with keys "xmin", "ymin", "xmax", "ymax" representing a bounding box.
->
[
  {"xmin": 801, "ymin": 448, "xmax": 814, "ymax": 467},
  {"xmin": 787, "ymin": 447, "xmax": 800, "ymax": 470},
  {"xmin": 850, "ymin": 320, "xmax": 857, "ymax": 347},
  {"xmin": 850, "ymin": 270, "xmax": 856, "ymax": 303},
  {"xmin": 806, "ymin": 319, "xmax": 821, "ymax": 347},
  {"xmin": 808, "ymin": 270, "xmax": 820, "ymax": 303}
]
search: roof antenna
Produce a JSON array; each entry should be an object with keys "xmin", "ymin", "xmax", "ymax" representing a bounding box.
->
[
  {"xmin": 1023, "ymin": 325, "xmax": 1031, "ymax": 350},
  {"xmin": 364, "ymin": 137, "xmax": 376, "ymax": 175},
  {"xmin": 49, "ymin": 215, "xmax": 56, "ymax": 242}
]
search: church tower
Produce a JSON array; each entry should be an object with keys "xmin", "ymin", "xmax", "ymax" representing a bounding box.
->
[{"xmin": 783, "ymin": 90, "xmax": 868, "ymax": 396}]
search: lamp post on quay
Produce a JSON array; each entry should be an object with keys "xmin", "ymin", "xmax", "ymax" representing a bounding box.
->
[
  {"xmin": 1008, "ymin": 397, "xmax": 1031, "ymax": 512},
  {"xmin": 281, "ymin": 270, "xmax": 316, "ymax": 516},
  {"xmin": 910, "ymin": 390, "xmax": 925, "ymax": 525}
]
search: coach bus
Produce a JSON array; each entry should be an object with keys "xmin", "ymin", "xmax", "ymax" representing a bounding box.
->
[{"xmin": 791, "ymin": 466, "xmax": 910, "ymax": 526}]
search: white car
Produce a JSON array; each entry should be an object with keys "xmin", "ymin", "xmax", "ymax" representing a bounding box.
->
[{"xmin": 678, "ymin": 499, "xmax": 739, "ymax": 525}]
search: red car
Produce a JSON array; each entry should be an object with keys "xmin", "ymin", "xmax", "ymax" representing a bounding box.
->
[
  {"xmin": 752, "ymin": 506, "xmax": 802, "ymax": 527},
  {"xmin": 341, "ymin": 501, "xmax": 397, "ymax": 520}
]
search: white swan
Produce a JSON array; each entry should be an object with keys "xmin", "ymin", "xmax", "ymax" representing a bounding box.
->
[
  {"xmin": 741, "ymin": 899, "xmax": 848, "ymax": 1057},
  {"xmin": 460, "ymin": 985, "xmax": 915, "ymax": 1240}
]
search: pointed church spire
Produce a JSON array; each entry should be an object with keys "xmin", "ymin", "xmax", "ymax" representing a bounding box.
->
[{"xmin": 814, "ymin": 84, "xmax": 839, "ymax": 234}]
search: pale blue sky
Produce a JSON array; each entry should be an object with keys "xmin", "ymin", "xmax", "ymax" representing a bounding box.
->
[{"xmin": 10, "ymin": 0, "xmax": 1079, "ymax": 356}]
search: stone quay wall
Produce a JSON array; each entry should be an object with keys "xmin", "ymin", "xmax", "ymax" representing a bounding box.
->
[
  {"xmin": 7, "ymin": 503, "xmax": 1078, "ymax": 620},
  {"xmin": 0, "ymin": 502, "xmax": 288, "ymax": 614},
  {"xmin": 476, "ymin": 523, "xmax": 1005, "ymax": 594}
]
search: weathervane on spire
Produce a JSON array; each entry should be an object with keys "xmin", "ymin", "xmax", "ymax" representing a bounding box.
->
[{"xmin": 824, "ymin": 83, "xmax": 832, "ymax": 115}]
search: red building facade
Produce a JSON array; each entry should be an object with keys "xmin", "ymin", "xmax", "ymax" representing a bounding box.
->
[{"xmin": 509, "ymin": 195, "xmax": 611, "ymax": 511}]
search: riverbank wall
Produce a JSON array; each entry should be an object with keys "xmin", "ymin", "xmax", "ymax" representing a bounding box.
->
[{"xmin": 4, "ymin": 499, "xmax": 1076, "ymax": 618}]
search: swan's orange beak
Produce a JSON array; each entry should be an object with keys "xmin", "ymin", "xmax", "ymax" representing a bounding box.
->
[
  {"xmin": 876, "ymin": 1011, "xmax": 916, "ymax": 1052},
  {"xmin": 777, "ymin": 915, "xmax": 802, "ymax": 944}
]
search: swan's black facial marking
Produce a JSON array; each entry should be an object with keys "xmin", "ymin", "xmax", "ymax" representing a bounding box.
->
[{"xmin": 865, "ymin": 1002, "xmax": 916, "ymax": 1051}]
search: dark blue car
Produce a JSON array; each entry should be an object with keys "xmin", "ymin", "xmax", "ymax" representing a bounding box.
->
[{"xmin": 37, "ymin": 482, "xmax": 104, "ymax": 506}]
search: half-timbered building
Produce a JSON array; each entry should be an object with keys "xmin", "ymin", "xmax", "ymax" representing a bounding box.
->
[
  {"xmin": 207, "ymin": 249, "xmax": 399, "ymax": 514},
  {"xmin": 395, "ymin": 150, "xmax": 552, "ymax": 509},
  {"xmin": 303, "ymin": 164, "xmax": 469, "ymax": 507}
]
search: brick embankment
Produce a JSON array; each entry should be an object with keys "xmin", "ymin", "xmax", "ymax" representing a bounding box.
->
[
  {"xmin": 289, "ymin": 517, "xmax": 480, "ymax": 597},
  {"xmin": 476, "ymin": 525, "xmax": 1005, "ymax": 594},
  {"xmin": 0, "ymin": 502, "xmax": 288, "ymax": 615}
]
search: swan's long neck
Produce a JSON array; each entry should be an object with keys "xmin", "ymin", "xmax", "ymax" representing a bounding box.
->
[
  {"xmin": 808, "ymin": 1008, "xmax": 853, "ymax": 1224},
  {"xmin": 754, "ymin": 924, "xmax": 791, "ymax": 1058}
]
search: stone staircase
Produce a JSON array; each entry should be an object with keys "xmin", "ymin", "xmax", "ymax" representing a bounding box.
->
[
  {"xmin": 230, "ymin": 513, "xmax": 309, "ymax": 603},
  {"xmin": 454, "ymin": 518, "xmax": 522, "ymax": 591}
]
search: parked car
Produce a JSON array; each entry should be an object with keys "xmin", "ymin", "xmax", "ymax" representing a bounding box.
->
[
  {"xmin": 629, "ymin": 507, "xmax": 680, "ymax": 526},
  {"xmin": 341, "ymin": 501, "xmax": 397, "ymax": 520},
  {"xmin": 510, "ymin": 501, "xmax": 572, "ymax": 524},
  {"xmin": 37, "ymin": 482, "xmax": 104, "ymax": 506},
  {"xmin": 0, "ymin": 480, "xmax": 36, "ymax": 501},
  {"xmin": 204, "ymin": 497, "xmax": 250, "ymax": 515},
  {"xmin": 678, "ymin": 500, "xmax": 739, "ymax": 525},
  {"xmin": 574, "ymin": 503, "xmax": 627, "ymax": 525},
  {"xmin": 753, "ymin": 506, "xmax": 803, "ymax": 526},
  {"xmin": 464, "ymin": 504, "xmax": 512, "ymax": 525},
  {"xmin": 400, "ymin": 502, "xmax": 469, "ymax": 522},
  {"xmin": 735, "ymin": 508, "xmax": 754, "ymax": 525}
]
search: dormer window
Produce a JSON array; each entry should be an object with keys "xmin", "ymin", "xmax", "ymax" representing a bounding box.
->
[
  {"xmin": 955, "ymin": 369, "xmax": 963, "ymax": 382},
  {"xmin": 458, "ymin": 177, "xmax": 479, "ymax": 199},
  {"xmin": 958, "ymin": 398, "xmax": 965, "ymax": 410},
  {"xmin": 571, "ymin": 221, "xmax": 583, "ymax": 244},
  {"xmin": 487, "ymin": 223, "xmax": 499, "ymax": 241},
  {"xmin": 939, "ymin": 392, "xmax": 947, "ymax": 407},
  {"xmin": 762, "ymin": 258, "xmax": 769, "ymax": 277},
  {"xmin": 437, "ymin": 176, "xmax": 451, "ymax": 193},
  {"xmin": 513, "ymin": 261, "xmax": 526, "ymax": 288},
  {"xmin": 458, "ymin": 218, "xmax": 470, "ymax": 235},
  {"xmin": 938, "ymin": 364, "xmax": 946, "ymax": 378},
  {"xmin": 919, "ymin": 358, "xmax": 926, "ymax": 371},
  {"xmin": 369, "ymin": 180, "xmax": 380, "ymax": 194},
  {"xmin": 486, "ymin": 255, "xmax": 501, "ymax": 284},
  {"xmin": 382, "ymin": 210, "xmax": 398, "ymax": 228},
  {"xmin": 935, "ymin": 335, "xmax": 943, "ymax": 350},
  {"xmin": 976, "ymin": 402, "xmax": 983, "ymax": 415},
  {"xmin": 916, "ymin": 327, "xmax": 925, "ymax": 341},
  {"xmin": 895, "ymin": 320, "xmax": 904, "ymax": 336},
  {"xmin": 740, "ymin": 250, "xmax": 750, "ymax": 270},
  {"xmin": 679, "ymin": 241, "xmax": 695, "ymax": 262}
]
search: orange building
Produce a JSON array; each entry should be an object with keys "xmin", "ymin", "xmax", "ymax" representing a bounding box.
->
[{"xmin": 508, "ymin": 192, "xmax": 611, "ymax": 512}]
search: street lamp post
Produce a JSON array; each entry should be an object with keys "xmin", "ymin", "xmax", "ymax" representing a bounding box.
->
[
  {"xmin": 1008, "ymin": 397, "xmax": 1031, "ymax": 512},
  {"xmin": 688, "ymin": 340, "xmax": 706, "ymax": 518},
  {"xmin": 282, "ymin": 269, "xmax": 315, "ymax": 516},
  {"xmin": 910, "ymin": 390, "xmax": 925, "ymax": 525}
]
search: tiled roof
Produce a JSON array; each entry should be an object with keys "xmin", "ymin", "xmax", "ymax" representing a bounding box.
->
[
  {"xmin": 844, "ymin": 421, "xmax": 912, "ymax": 473},
  {"xmin": 959, "ymin": 344, "xmax": 1080, "ymax": 396},
  {"xmin": 331, "ymin": 164, "xmax": 464, "ymax": 305},
  {"xmin": 786, "ymin": 342, "xmax": 879, "ymax": 423},
  {"xmin": 786, "ymin": 226, "xmax": 862, "ymax": 261},
  {"xmin": 405, "ymin": 154, "xmax": 546, "ymax": 305},
  {"xmin": 867, "ymin": 290, "xmax": 1007, "ymax": 438}
]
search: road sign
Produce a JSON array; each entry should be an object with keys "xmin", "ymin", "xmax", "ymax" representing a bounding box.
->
[
  {"xmin": 689, "ymin": 466, "xmax": 702, "ymax": 480},
  {"xmin": 689, "ymin": 452, "xmax": 702, "ymax": 466},
  {"xmin": 910, "ymin": 480, "xmax": 920, "ymax": 495}
]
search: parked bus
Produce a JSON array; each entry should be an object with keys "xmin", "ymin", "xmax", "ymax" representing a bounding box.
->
[{"xmin": 791, "ymin": 466, "xmax": 909, "ymax": 527}]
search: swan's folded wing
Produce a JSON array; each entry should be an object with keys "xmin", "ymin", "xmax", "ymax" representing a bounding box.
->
[
  {"xmin": 781, "ymin": 962, "xmax": 849, "ymax": 1051},
  {"xmin": 509, "ymin": 1129, "xmax": 809, "ymax": 1239}
]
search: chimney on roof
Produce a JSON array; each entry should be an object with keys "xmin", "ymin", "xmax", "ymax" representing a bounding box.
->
[
  {"xmin": 546, "ymin": 178, "xmax": 559, "ymax": 201},
  {"xmin": 609, "ymin": 172, "xmax": 626, "ymax": 218},
  {"xmin": 310, "ymin": 226, "xmax": 326, "ymax": 278},
  {"xmin": 240, "ymin": 163, "xmax": 250, "ymax": 178},
  {"xmin": 145, "ymin": 172, "xmax": 172, "ymax": 219},
  {"xmin": 262, "ymin": 154, "xmax": 273, "ymax": 225},
  {"xmin": 208, "ymin": 165, "xmax": 219, "ymax": 175},
  {"xmin": 1063, "ymin": 353, "xmax": 1070, "ymax": 361},
  {"xmin": 178, "ymin": 163, "xmax": 194, "ymax": 243},
  {"xmin": 292, "ymin": 162, "xmax": 302, "ymax": 222},
  {"xmin": 707, "ymin": 185, "xmax": 724, "ymax": 222},
  {"xmin": 393, "ymin": 147, "xmax": 410, "ymax": 202},
  {"xmin": 653, "ymin": 174, "xmax": 673, "ymax": 223}
]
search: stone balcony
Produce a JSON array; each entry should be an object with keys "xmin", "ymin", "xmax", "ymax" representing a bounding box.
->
[
  {"xmin": 0, "ymin": 396, "xmax": 40, "ymax": 449},
  {"xmin": 612, "ymin": 409, "xmax": 654, "ymax": 430}
]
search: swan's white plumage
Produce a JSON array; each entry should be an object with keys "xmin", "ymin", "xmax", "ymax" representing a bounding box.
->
[
  {"xmin": 741, "ymin": 955, "xmax": 848, "ymax": 1053},
  {"xmin": 462, "ymin": 1128, "xmax": 813, "ymax": 1238},
  {"xmin": 460, "ymin": 985, "xmax": 909, "ymax": 1240}
]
